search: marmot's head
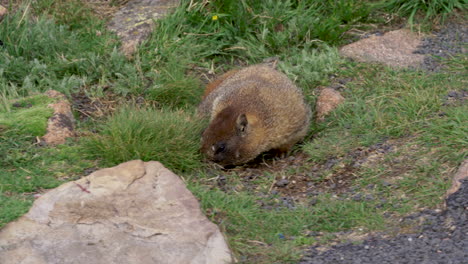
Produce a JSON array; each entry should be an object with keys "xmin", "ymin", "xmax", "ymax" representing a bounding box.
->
[{"xmin": 201, "ymin": 106, "xmax": 261, "ymax": 166}]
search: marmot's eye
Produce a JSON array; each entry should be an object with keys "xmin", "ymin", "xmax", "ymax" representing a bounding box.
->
[{"xmin": 213, "ymin": 142, "xmax": 226, "ymax": 154}]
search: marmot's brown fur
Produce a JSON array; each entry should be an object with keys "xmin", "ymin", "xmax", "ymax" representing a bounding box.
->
[{"xmin": 198, "ymin": 64, "xmax": 311, "ymax": 166}]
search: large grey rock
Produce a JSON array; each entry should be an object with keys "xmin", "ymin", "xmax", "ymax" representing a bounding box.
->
[
  {"xmin": 0, "ymin": 160, "xmax": 232, "ymax": 264},
  {"xmin": 108, "ymin": 0, "xmax": 179, "ymax": 56},
  {"xmin": 340, "ymin": 29, "xmax": 425, "ymax": 69}
]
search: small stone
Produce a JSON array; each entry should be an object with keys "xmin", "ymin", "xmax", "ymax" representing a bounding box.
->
[
  {"xmin": 447, "ymin": 91, "xmax": 459, "ymax": 97},
  {"xmin": 353, "ymin": 194, "xmax": 362, "ymax": 201},
  {"xmin": 217, "ymin": 175, "xmax": 227, "ymax": 187},
  {"xmin": 315, "ymin": 88, "xmax": 345, "ymax": 122},
  {"xmin": 275, "ymin": 179, "xmax": 289, "ymax": 187},
  {"xmin": 324, "ymin": 158, "xmax": 339, "ymax": 169},
  {"xmin": 309, "ymin": 198, "xmax": 318, "ymax": 206},
  {"xmin": 382, "ymin": 181, "xmax": 392, "ymax": 187},
  {"xmin": 306, "ymin": 231, "xmax": 319, "ymax": 237}
]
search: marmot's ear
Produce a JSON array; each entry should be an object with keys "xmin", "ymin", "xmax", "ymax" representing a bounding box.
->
[{"xmin": 236, "ymin": 113, "xmax": 248, "ymax": 133}]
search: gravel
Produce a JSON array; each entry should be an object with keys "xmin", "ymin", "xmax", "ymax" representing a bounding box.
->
[
  {"xmin": 414, "ymin": 22, "xmax": 467, "ymax": 72},
  {"xmin": 299, "ymin": 179, "xmax": 468, "ymax": 264}
]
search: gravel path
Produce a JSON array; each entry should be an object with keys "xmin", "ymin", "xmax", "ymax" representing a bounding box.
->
[
  {"xmin": 415, "ymin": 22, "xmax": 467, "ymax": 71},
  {"xmin": 299, "ymin": 179, "xmax": 468, "ymax": 264}
]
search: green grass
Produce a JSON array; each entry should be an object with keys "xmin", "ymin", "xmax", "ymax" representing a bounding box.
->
[
  {"xmin": 304, "ymin": 63, "xmax": 467, "ymax": 161},
  {"xmin": 190, "ymin": 183, "xmax": 383, "ymax": 263},
  {"xmin": 0, "ymin": 0, "xmax": 466, "ymax": 263},
  {"xmin": 302, "ymin": 61, "xmax": 466, "ymax": 221},
  {"xmin": 379, "ymin": 0, "xmax": 467, "ymax": 26},
  {"xmin": 0, "ymin": 94, "xmax": 55, "ymax": 135},
  {"xmin": 0, "ymin": 194, "xmax": 33, "ymax": 227},
  {"xmin": 0, "ymin": 1, "xmax": 142, "ymax": 98},
  {"xmin": 136, "ymin": 0, "xmax": 371, "ymax": 108},
  {"xmin": 84, "ymin": 107, "xmax": 206, "ymax": 173}
]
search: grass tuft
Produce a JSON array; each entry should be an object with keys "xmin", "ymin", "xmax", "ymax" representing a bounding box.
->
[
  {"xmin": 379, "ymin": 0, "xmax": 467, "ymax": 26},
  {"xmin": 0, "ymin": 94, "xmax": 55, "ymax": 136},
  {"xmin": 84, "ymin": 107, "xmax": 206, "ymax": 173}
]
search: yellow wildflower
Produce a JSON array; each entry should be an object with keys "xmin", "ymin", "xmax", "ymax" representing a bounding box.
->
[{"xmin": 212, "ymin": 15, "xmax": 218, "ymax": 21}]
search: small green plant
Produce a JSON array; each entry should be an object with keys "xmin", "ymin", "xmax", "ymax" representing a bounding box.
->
[{"xmin": 85, "ymin": 107, "xmax": 206, "ymax": 173}]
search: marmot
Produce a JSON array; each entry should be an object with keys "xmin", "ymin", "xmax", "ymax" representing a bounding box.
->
[{"xmin": 198, "ymin": 64, "xmax": 311, "ymax": 166}]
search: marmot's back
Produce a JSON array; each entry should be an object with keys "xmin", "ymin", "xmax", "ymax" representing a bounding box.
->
[{"xmin": 198, "ymin": 64, "xmax": 311, "ymax": 166}]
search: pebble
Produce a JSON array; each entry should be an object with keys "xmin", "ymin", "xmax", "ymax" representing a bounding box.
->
[
  {"xmin": 353, "ymin": 194, "xmax": 362, "ymax": 201},
  {"xmin": 382, "ymin": 181, "xmax": 392, "ymax": 187},
  {"xmin": 275, "ymin": 179, "xmax": 289, "ymax": 187},
  {"xmin": 309, "ymin": 198, "xmax": 318, "ymax": 206}
]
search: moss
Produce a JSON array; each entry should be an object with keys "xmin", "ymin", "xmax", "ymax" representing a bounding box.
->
[{"xmin": 0, "ymin": 95, "xmax": 55, "ymax": 136}]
